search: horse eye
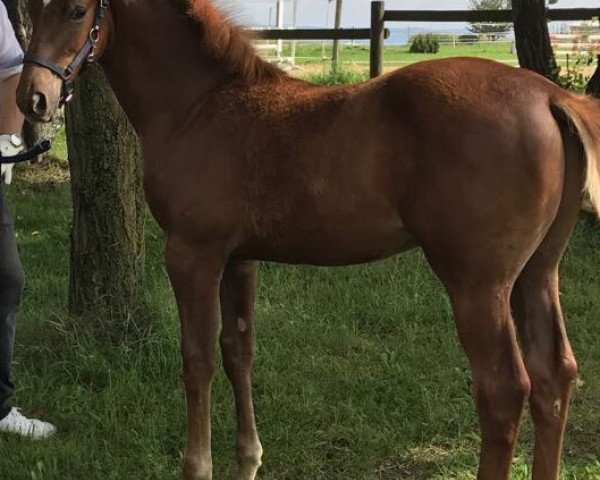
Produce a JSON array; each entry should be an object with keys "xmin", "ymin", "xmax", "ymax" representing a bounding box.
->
[{"xmin": 69, "ymin": 5, "xmax": 87, "ymax": 21}]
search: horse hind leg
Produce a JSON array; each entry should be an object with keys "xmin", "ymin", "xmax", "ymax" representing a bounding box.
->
[
  {"xmin": 510, "ymin": 136, "xmax": 583, "ymax": 480},
  {"xmin": 447, "ymin": 283, "xmax": 530, "ymax": 480},
  {"xmin": 511, "ymin": 266, "xmax": 578, "ymax": 480},
  {"xmin": 219, "ymin": 260, "xmax": 263, "ymax": 480}
]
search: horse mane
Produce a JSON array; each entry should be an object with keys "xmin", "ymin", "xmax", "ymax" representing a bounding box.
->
[{"xmin": 177, "ymin": 0, "xmax": 285, "ymax": 82}]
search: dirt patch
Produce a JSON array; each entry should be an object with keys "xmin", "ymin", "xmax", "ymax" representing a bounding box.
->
[
  {"xmin": 14, "ymin": 157, "xmax": 70, "ymax": 186},
  {"xmin": 377, "ymin": 445, "xmax": 454, "ymax": 479}
]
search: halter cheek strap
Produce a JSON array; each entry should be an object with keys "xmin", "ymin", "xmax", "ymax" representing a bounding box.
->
[{"xmin": 23, "ymin": 0, "xmax": 109, "ymax": 105}]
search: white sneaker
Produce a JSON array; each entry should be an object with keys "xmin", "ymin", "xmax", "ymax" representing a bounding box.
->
[{"xmin": 0, "ymin": 407, "xmax": 56, "ymax": 439}]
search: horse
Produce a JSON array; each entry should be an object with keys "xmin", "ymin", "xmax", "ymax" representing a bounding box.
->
[{"xmin": 16, "ymin": 1, "xmax": 600, "ymax": 479}]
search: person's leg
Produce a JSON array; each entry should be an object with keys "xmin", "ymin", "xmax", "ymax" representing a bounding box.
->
[
  {"xmin": 0, "ymin": 9, "xmax": 55, "ymax": 438},
  {"xmin": 0, "ymin": 185, "xmax": 55, "ymax": 439},
  {"xmin": 0, "ymin": 184, "xmax": 24, "ymax": 421}
]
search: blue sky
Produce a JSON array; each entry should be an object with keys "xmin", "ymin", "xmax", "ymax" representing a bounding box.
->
[{"xmin": 217, "ymin": 0, "xmax": 600, "ymax": 28}]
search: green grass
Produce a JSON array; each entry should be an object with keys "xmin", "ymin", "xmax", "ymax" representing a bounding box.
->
[
  {"xmin": 48, "ymin": 126, "xmax": 68, "ymax": 164},
  {"xmin": 283, "ymin": 42, "xmax": 590, "ymax": 78},
  {"xmin": 285, "ymin": 42, "xmax": 518, "ymax": 68},
  {"xmin": 0, "ymin": 169, "xmax": 599, "ymax": 479}
]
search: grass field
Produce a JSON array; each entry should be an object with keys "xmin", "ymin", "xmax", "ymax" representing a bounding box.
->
[
  {"xmin": 272, "ymin": 42, "xmax": 519, "ymax": 77},
  {"xmin": 274, "ymin": 41, "xmax": 591, "ymax": 74},
  {"xmin": 0, "ymin": 168, "xmax": 599, "ymax": 480},
  {"xmin": 288, "ymin": 42, "xmax": 518, "ymax": 67}
]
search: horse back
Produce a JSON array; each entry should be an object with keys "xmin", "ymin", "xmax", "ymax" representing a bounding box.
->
[{"xmin": 144, "ymin": 57, "xmax": 572, "ymax": 266}]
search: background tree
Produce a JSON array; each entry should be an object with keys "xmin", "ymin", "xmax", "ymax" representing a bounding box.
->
[
  {"xmin": 3, "ymin": 0, "xmax": 29, "ymax": 46},
  {"xmin": 512, "ymin": 0, "xmax": 559, "ymax": 81},
  {"xmin": 66, "ymin": 64, "xmax": 145, "ymax": 325},
  {"xmin": 468, "ymin": 0, "xmax": 513, "ymax": 39},
  {"xmin": 4, "ymin": 0, "xmax": 44, "ymax": 159}
]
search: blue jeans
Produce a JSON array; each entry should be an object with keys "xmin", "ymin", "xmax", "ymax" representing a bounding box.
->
[{"xmin": 0, "ymin": 184, "xmax": 24, "ymax": 420}]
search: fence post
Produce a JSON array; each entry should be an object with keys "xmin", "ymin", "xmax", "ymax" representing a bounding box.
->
[{"xmin": 370, "ymin": 1, "xmax": 385, "ymax": 78}]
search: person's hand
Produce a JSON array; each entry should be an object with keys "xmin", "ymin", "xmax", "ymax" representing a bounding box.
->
[{"xmin": 0, "ymin": 134, "xmax": 24, "ymax": 185}]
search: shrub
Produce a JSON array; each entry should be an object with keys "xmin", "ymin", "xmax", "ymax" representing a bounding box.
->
[
  {"xmin": 306, "ymin": 69, "xmax": 369, "ymax": 85},
  {"xmin": 409, "ymin": 33, "xmax": 440, "ymax": 54},
  {"xmin": 557, "ymin": 52, "xmax": 595, "ymax": 93}
]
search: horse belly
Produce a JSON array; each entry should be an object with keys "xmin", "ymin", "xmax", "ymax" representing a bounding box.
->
[{"xmin": 240, "ymin": 213, "xmax": 417, "ymax": 266}]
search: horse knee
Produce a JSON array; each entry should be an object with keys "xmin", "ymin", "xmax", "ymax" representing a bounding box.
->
[{"xmin": 182, "ymin": 351, "xmax": 216, "ymax": 389}]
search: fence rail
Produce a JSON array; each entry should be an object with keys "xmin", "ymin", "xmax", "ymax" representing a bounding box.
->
[
  {"xmin": 383, "ymin": 8, "xmax": 600, "ymax": 23},
  {"xmin": 256, "ymin": 28, "xmax": 389, "ymax": 41}
]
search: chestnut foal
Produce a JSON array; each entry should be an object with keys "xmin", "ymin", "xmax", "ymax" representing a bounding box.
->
[{"xmin": 17, "ymin": 1, "xmax": 600, "ymax": 479}]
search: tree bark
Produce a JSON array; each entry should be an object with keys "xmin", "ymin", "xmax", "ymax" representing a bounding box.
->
[
  {"xmin": 586, "ymin": 56, "xmax": 600, "ymax": 98},
  {"xmin": 4, "ymin": 0, "xmax": 29, "ymax": 46},
  {"xmin": 66, "ymin": 64, "xmax": 145, "ymax": 322},
  {"xmin": 4, "ymin": 0, "xmax": 44, "ymax": 157},
  {"xmin": 512, "ymin": 0, "xmax": 559, "ymax": 82}
]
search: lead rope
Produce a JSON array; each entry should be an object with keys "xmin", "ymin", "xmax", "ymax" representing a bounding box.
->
[{"xmin": 0, "ymin": 106, "xmax": 66, "ymax": 165}]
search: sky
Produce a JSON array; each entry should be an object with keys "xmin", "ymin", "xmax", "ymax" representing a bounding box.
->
[{"xmin": 216, "ymin": 0, "xmax": 600, "ymax": 28}]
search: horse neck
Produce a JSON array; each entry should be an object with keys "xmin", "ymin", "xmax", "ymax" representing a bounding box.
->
[{"xmin": 100, "ymin": 0, "xmax": 273, "ymax": 139}]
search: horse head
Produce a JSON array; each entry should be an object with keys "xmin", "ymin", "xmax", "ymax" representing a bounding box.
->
[{"xmin": 17, "ymin": 0, "xmax": 111, "ymax": 122}]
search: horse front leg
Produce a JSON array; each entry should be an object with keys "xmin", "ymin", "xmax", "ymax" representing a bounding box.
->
[
  {"xmin": 219, "ymin": 260, "xmax": 263, "ymax": 480},
  {"xmin": 166, "ymin": 236, "xmax": 226, "ymax": 480}
]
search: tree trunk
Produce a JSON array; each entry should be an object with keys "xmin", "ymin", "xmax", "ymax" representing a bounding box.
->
[
  {"xmin": 66, "ymin": 64, "xmax": 145, "ymax": 323},
  {"xmin": 586, "ymin": 56, "xmax": 600, "ymax": 98},
  {"xmin": 4, "ymin": 0, "xmax": 44, "ymax": 157},
  {"xmin": 3, "ymin": 0, "xmax": 29, "ymax": 46},
  {"xmin": 512, "ymin": 0, "xmax": 558, "ymax": 82}
]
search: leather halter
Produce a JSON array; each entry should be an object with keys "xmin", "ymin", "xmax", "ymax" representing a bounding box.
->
[{"xmin": 23, "ymin": 0, "xmax": 110, "ymax": 105}]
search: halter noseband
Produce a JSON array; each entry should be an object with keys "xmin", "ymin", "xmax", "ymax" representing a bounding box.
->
[{"xmin": 23, "ymin": 0, "xmax": 110, "ymax": 105}]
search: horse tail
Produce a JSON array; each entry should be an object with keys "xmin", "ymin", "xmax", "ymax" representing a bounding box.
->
[{"xmin": 553, "ymin": 94, "xmax": 600, "ymax": 216}]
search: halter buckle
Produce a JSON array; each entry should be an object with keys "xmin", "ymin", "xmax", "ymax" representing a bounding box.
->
[
  {"xmin": 87, "ymin": 26, "xmax": 101, "ymax": 63},
  {"xmin": 63, "ymin": 90, "xmax": 74, "ymax": 104}
]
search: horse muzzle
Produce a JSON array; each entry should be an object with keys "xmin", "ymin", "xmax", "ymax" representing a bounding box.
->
[{"xmin": 16, "ymin": 66, "xmax": 62, "ymax": 123}]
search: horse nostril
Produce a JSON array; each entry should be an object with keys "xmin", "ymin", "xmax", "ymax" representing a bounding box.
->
[{"xmin": 31, "ymin": 92, "xmax": 48, "ymax": 117}]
